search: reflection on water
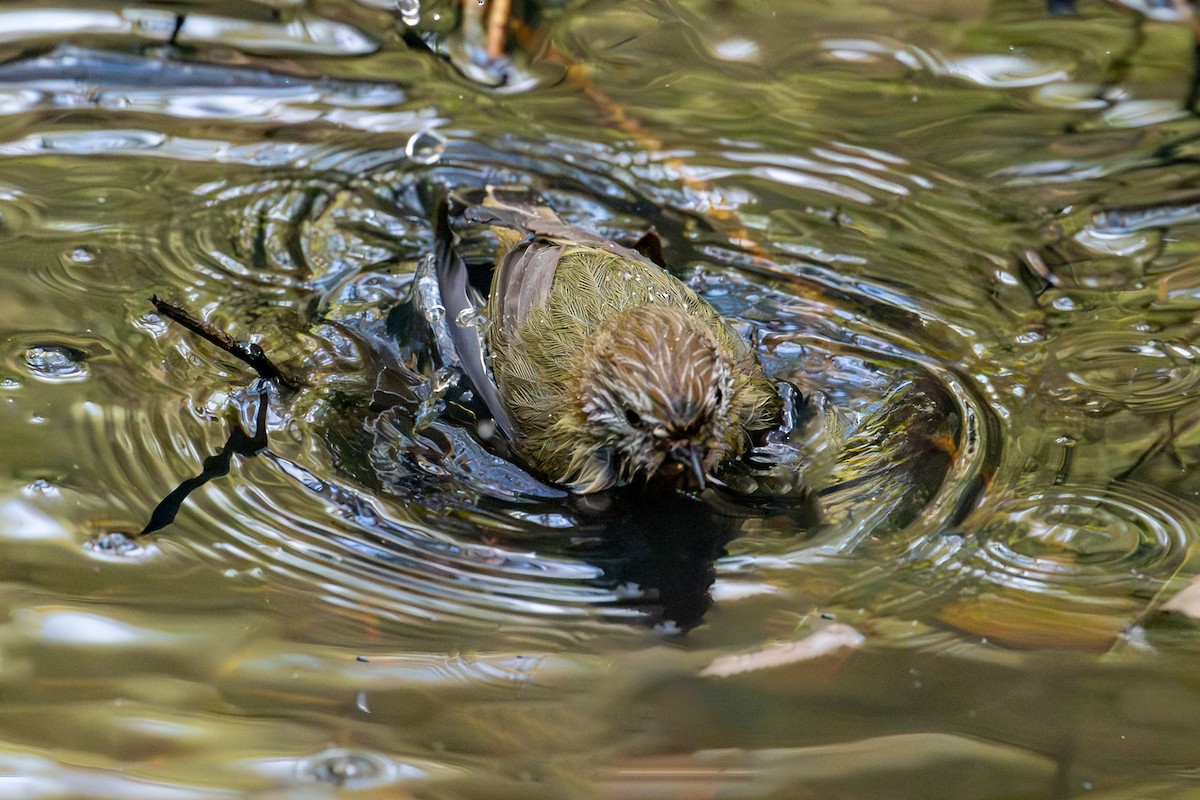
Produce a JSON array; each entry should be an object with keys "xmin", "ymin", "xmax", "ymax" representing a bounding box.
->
[{"xmin": 1, "ymin": 0, "xmax": 1200, "ymax": 796}]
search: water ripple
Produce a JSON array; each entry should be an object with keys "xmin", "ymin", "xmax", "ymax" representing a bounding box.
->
[
  {"xmin": 893, "ymin": 481, "xmax": 1200, "ymax": 648},
  {"xmin": 1039, "ymin": 329, "xmax": 1200, "ymax": 413},
  {"xmin": 74, "ymin": 373, "xmax": 635, "ymax": 645},
  {"xmin": 970, "ymin": 483, "xmax": 1193, "ymax": 591},
  {"xmin": 0, "ymin": 46, "xmax": 409, "ymax": 127},
  {"xmin": 822, "ymin": 39, "xmax": 1073, "ymax": 89},
  {"xmin": 0, "ymin": 9, "xmax": 376, "ymax": 56}
]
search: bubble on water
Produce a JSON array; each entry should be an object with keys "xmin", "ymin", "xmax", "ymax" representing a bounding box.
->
[
  {"xmin": 0, "ymin": 377, "xmax": 21, "ymax": 390},
  {"xmin": 296, "ymin": 749, "xmax": 400, "ymax": 788},
  {"xmin": 84, "ymin": 531, "xmax": 157, "ymax": 562},
  {"xmin": 22, "ymin": 344, "xmax": 88, "ymax": 382},
  {"xmin": 405, "ymin": 129, "xmax": 446, "ymax": 165}
]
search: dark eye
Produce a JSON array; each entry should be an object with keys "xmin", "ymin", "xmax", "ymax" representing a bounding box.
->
[{"xmin": 624, "ymin": 408, "xmax": 642, "ymax": 427}]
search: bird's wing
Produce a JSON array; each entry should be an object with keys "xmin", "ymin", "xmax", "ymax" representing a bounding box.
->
[
  {"xmin": 489, "ymin": 239, "xmax": 567, "ymax": 338},
  {"xmin": 430, "ymin": 192, "xmax": 516, "ymax": 441}
]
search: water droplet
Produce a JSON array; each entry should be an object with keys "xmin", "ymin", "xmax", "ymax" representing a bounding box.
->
[
  {"xmin": 23, "ymin": 344, "xmax": 88, "ymax": 382},
  {"xmin": 297, "ymin": 749, "xmax": 397, "ymax": 788},
  {"xmin": 65, "ymin": 246, "xmax": 97, "ymax": 264},
  {"xmin": 455, "ymin": 307, "xmax": 488, "ymax": 330},
  {"xmin": 405, "ymin": 129, "xmax": 446, "ymax": 165}
]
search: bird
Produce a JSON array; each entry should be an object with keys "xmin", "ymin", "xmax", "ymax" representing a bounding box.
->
[{"xmin": 431, "ymin": 186, "xmax": 781, "ymax": 494}]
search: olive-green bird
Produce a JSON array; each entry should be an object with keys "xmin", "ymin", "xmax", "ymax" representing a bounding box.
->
[{"xmin": 433, "ymin": 187, "xmax": 780, "ymax": 493}]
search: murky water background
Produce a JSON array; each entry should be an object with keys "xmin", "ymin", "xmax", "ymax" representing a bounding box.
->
[{"xmin": 2, "ymin": 0, "xmax": 1200, "ymax": 796}]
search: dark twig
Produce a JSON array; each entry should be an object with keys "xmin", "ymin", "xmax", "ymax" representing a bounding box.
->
[{"xmin": 150, "ymin": 295, "xmax": 299, "ymax": 390}]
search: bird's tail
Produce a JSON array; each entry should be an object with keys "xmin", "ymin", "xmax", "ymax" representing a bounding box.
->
[
  {"xmin": 487, "ymin": 186, "xmax": 560, "ymax": 252},
  {"xmin": 452, "ymin": 185, "xmax": 561, "ymax": 253}
]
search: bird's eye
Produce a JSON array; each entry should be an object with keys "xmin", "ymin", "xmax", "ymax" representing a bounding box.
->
[{"xmin": 624, "ymin": 408, "xmax": 642, "ymax": 427}]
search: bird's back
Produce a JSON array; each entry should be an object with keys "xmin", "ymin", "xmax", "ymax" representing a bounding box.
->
[{"xmin": 488, "ymin": 243, "xmax": 752, "ymax": 416}]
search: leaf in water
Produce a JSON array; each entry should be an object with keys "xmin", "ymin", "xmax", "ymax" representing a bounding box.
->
[
  {"xmin": 937, "ymin": 592, "xmax": 1128, "ymax": 650},
  {"xmin": 600, "ymin": 733, "xmax": 1057, "ymax": 800},
  {"xmin": 699, "ymin": 623, "xmax": 864, "ymax": 678},
  {"xmin": 1160, "ymin": 578, "xmax": 1200, "ymax": 619}
]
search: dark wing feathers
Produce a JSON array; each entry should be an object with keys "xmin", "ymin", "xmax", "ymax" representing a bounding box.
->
[
  {"xmin": 492, "ymin": 242, "xmax": 564, "ymax": 337},
  {"xmin": 430, "ymin": 194, "xmax": 516, "ymax": 440}
]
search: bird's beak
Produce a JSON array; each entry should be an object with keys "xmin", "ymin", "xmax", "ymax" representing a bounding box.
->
[{"xmin": 670, "ymin": 443, "xmax": 707, "ymax": 491}]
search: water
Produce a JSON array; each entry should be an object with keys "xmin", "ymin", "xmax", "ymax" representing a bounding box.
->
[{"xmin": 0, "ymin": 0, "xmax": 1199, "ymax": 796}]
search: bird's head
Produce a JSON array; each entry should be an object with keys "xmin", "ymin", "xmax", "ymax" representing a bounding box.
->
[{"xmin": 577, "ymin": 304, "xmax": 736, "ymax": 489}]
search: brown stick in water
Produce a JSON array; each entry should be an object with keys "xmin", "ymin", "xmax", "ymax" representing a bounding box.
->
[{"xmin": 150, "ymin": 295, "xmax": 299, "ymax": 391}]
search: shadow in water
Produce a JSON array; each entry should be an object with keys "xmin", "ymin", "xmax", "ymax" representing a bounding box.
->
[{"xmin": 565, "ymin": 489, "xmax": 819, "ymax": 632}]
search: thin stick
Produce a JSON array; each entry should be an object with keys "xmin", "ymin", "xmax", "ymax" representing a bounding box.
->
[
  {"xmin": 486, "ymin": 0, "xmax": 512, "ymax": 61},
  {"xmin": 150, "ymin": 295, "xmax": 299, "ymax": 391}
]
